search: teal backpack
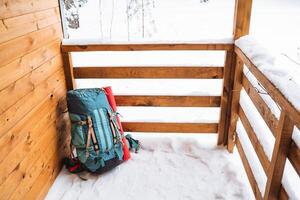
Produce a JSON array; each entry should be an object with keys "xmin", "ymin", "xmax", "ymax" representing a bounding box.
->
[{"xmin": 66, "ymin": 88, "xmax": 139, "ymax": 173}]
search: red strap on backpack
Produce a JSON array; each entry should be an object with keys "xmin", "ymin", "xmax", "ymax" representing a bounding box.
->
[{"xmin": 104, "ymin": 87, "xmax": 131, "ymax": 161}]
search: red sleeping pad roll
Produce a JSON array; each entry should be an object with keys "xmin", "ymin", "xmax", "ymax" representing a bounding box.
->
[{"xmin": 104, "ymin": 86, "xmax": 131, "ymax": 161}]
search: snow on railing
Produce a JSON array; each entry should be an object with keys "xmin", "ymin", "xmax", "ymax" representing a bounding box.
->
[{"xmin": 233, "ymin": 35, "xmax": 300, "ymax": 200}]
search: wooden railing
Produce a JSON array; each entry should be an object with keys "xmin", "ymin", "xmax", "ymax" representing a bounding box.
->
[
  {"xmin": 60, "ymin": 0, "xmax": 299, "ymax": 199},
  {"xmin": 228, "ymin": 46, "xmax": 300, "ymax": 200},
  {"xmin": 61, "ymin": 42, "xmax": 233, "ymax": 135}
]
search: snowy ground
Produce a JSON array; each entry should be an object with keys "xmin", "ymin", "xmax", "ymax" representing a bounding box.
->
[{"xmin": 46, "ymin": 134, "xmax": 255, "ymax": 200}]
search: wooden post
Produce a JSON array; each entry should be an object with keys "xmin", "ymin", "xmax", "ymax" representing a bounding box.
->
[
  {"xmin": 226, "ymin": 56, "xmax": 244, "ymax": 152},
  {"xmin": 62, "ymin": 52, "xmax": 75, "ymax": 90},
  {"xmin": 233, "ymin": 0, "xmax": 253, "ymax": 40},
  {"xmin": 218, "ymin": 50, "xmax": 235, "ymax": 145},
  {"xmin": 264, "ymin": 111, "xmax": 294, "ymax": 200},
  {"xmin": 220, "ymin": 0, "xmax": 252, "ymax": 150}
]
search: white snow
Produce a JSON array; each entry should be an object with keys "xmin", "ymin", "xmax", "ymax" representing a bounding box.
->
[
  {"xmin": 63, "ymin": 38, "xmax": 234, "ymax": 45},
  {"xmin": 282, "ymin": 160, "xmax": 300, "ymax": 200},
  {"xmin": 75, "ymin": 79, "xmax": 223, "ymax": 96},
  {"xmin": 117, "ymin": 107, "xmax": 219, "ymax": 123},
  {"xmin": 64, "ymin": 0, "xmax": 235, "ymax": 41},
  {"xmin": 71, "ymin": 51, "xmax": 225, "ymax": 67},
  {"xmin": 45, "ymin": 134, "xmax": 254, "ymax": 200},
  {"xmin": 293, "ymin": 127, "xmax": 300, "ymax": 148},
  {"xmin": 236, "ymin": 35, "xmax": 300, "ymax": 113},
  {"xmin": 240, "ymin": 89, "xmax": 275, "ymax": 160},
  {"xmin": 236, "ymin": 120, "xmax": 267, "ymax": 195}
]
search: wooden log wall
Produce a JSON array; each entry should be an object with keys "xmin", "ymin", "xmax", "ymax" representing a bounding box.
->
[{"xmin": 0, "ymin": 0, "xmax": 69, "ymax": 199}]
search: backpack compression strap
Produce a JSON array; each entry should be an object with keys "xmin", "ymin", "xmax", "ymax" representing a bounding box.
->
[{"xmin": 72, "ymin": 116, "xmax": 100, "ymax": 158}]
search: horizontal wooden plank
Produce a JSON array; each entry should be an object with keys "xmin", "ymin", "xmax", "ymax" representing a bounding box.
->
[
  {"xmin": 8, "ymin": 114, "xmax": 69, "ymax": 200},
  {"xmin": 0, "ymin": 54, "xmax": 63, "ymax": 113},
  {"xmin": 115, "ymin": 95, "xmax": 221, "ymax": 107},
  {"xmin": 242, "ymin": 74, "xmax": 278, "ymax": 136},
  {"xmin": 37, "ymin": 14, "xmax": 60, "ymax": 29},
  {"xmin": 62, "ymin": 43, "xmax": 234, "ymax": 52},
  {"xmin": 0, "ymin": 87, "xmax": 66, "ymax": 187},
  {"xmin": 288, "ymin": 142, "xmax": 300, "ymax": 177},
  {"xmin": 0, "ymin": 69, "xmax": 65, "ymax": 137},
  {"xmin": 0, "ymin": 86, "xmax": 66, "ymax": 165},
  {"xmin": 239, "ymin": 106, "xmax": 270, "ymax": 173},
  {"xmin": 0, "ymin": 39, "xmax": 61, "ymax": 91},
  {"xmin": 0, "ymin": 23, "xmax": 62, "ymax": 67},
  {"xmin": 74, "ymin": 67, "xmax": 224, "ymax": 79},
  {"xmin": 22, "ymin": 143, "xmax": 68, "ymax": 200},
  {"xmin": 0, "ymin": 112, "xmax": 68, "ymax": 199},
  {"xmin": 122, "ymin": 122, "xmax": 218, "ymax": 133},
  {"xmin": 2, "ymin": 7, "xmax": 60, "ymax": 29},
  {"xmin": 236, "ymin": 136, "xmax": 263, "ymax": 200},
  {"xmin": 0, "ymin": 0, "xmax": 58, "ymax": 19},
  {"xmin": 0, "ymin": 20, "xmax": 6, "ymax": 32},
  {"xmin": 235, "ymin": 46, "xmax": 300, "ymax": 129},
  {"xmin": 0, "ymin": 21, "xmax": 37, "ymax": 43}
]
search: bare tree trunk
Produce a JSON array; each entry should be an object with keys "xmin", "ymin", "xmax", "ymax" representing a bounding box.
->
[
  {"xmin": 110, "ymin": 0, "xmax": 115, "ymax": 40},
  {"xmin": 99, "ymin": 0, "xmax": 103, "ymax": 39},
  {"xmin": 141, "ymin": 0, "xmax": 145, "ymax": 38},
  {"xmin": 126, "ymin": 0, "xmax": 130, "ymax": 41}
]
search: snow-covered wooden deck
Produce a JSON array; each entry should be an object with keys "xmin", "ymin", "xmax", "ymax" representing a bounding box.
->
[{"xmin": 46, "ymin": 134, "xmax": 254, "ymax": 200}]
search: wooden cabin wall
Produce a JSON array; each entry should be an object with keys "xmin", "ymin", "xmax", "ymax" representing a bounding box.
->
[{"xmin": 0, "ymin": 0, "xmax": 70, "ymax": 199}]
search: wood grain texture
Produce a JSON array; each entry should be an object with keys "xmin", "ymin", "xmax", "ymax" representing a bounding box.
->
[
  {"xmin": 226, "ymin": 56, "xmax": 244, "ymax": 152},
  {"xmin": 0, "ymin": 86, "xmax": 66, "ymax": 165},
  {"xmin": 122, "ymin": 122, "xmax": 218, "ymax": 133},
  {"xmin": 0, "ymin": 54, "xmax": 63, "ymax": 113},
  {"xmin": 235, "ymin": 46, "xmax": 300, "ymax": 129},
  {"xmin": 0, "ymin": 114, "xmax": 65, "ymax": 199},
  {"xmin": 0, "ymin": 0, "xmax": 58, "ymax": 19},
  {"xmin": 222, "ymin": 0, "xmax": 252, "ymax": 150},
  {"xmin": 73, "ymin": 66, "xmax": 224, "ymax": 79},
  {"xmin": 62, "ymin": 43, "xmax": 234, "ymax": 52},
  {"xmin": 0, "ymin": 22, "xmax": 37, "ymax": 43},
  {"xmin": 233, "ymin": 0, "xmax": 253, "ymax": 40},
  {"xmin": 22, "ymin": 143, "xmax": 69, "ymax": 200},
  {"xmin": 0, "ymin": 3, "xmax": 66, "ymax": 198},
  {"xmin": 236, "ymin": 136, "xmax": 263, "ymax": 200},
  {"xmin": 115, "ymin": 95, "xmax": 221, "ymax": 107},
  {"xmin": 62, "ymin": 52, "xmax": 75, "ymax": 90},
  {"xmin": 8, "ymin": 113, "xmax": 69, "ymax": 200},
  {"xmin": 242, "ymin": 75, "xmax": 278, "ymax": 135},
  {"xmin": 264, "ymin": 111, "xmax": 294, "ymax": 200},
  {"xmin": 0, "ymin": 39, "xmax": 61, "ymax": 91},
  {"xmin": 218, "ymin": 50, "xmax": 235, "ymax": 146},
  {"xmin": 0, "ymin": 23, "xmax": 62, "ymax": 67},
  {"xmin": 0, "ymin": 70, "xmax": 65, "ymax": 137}
]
